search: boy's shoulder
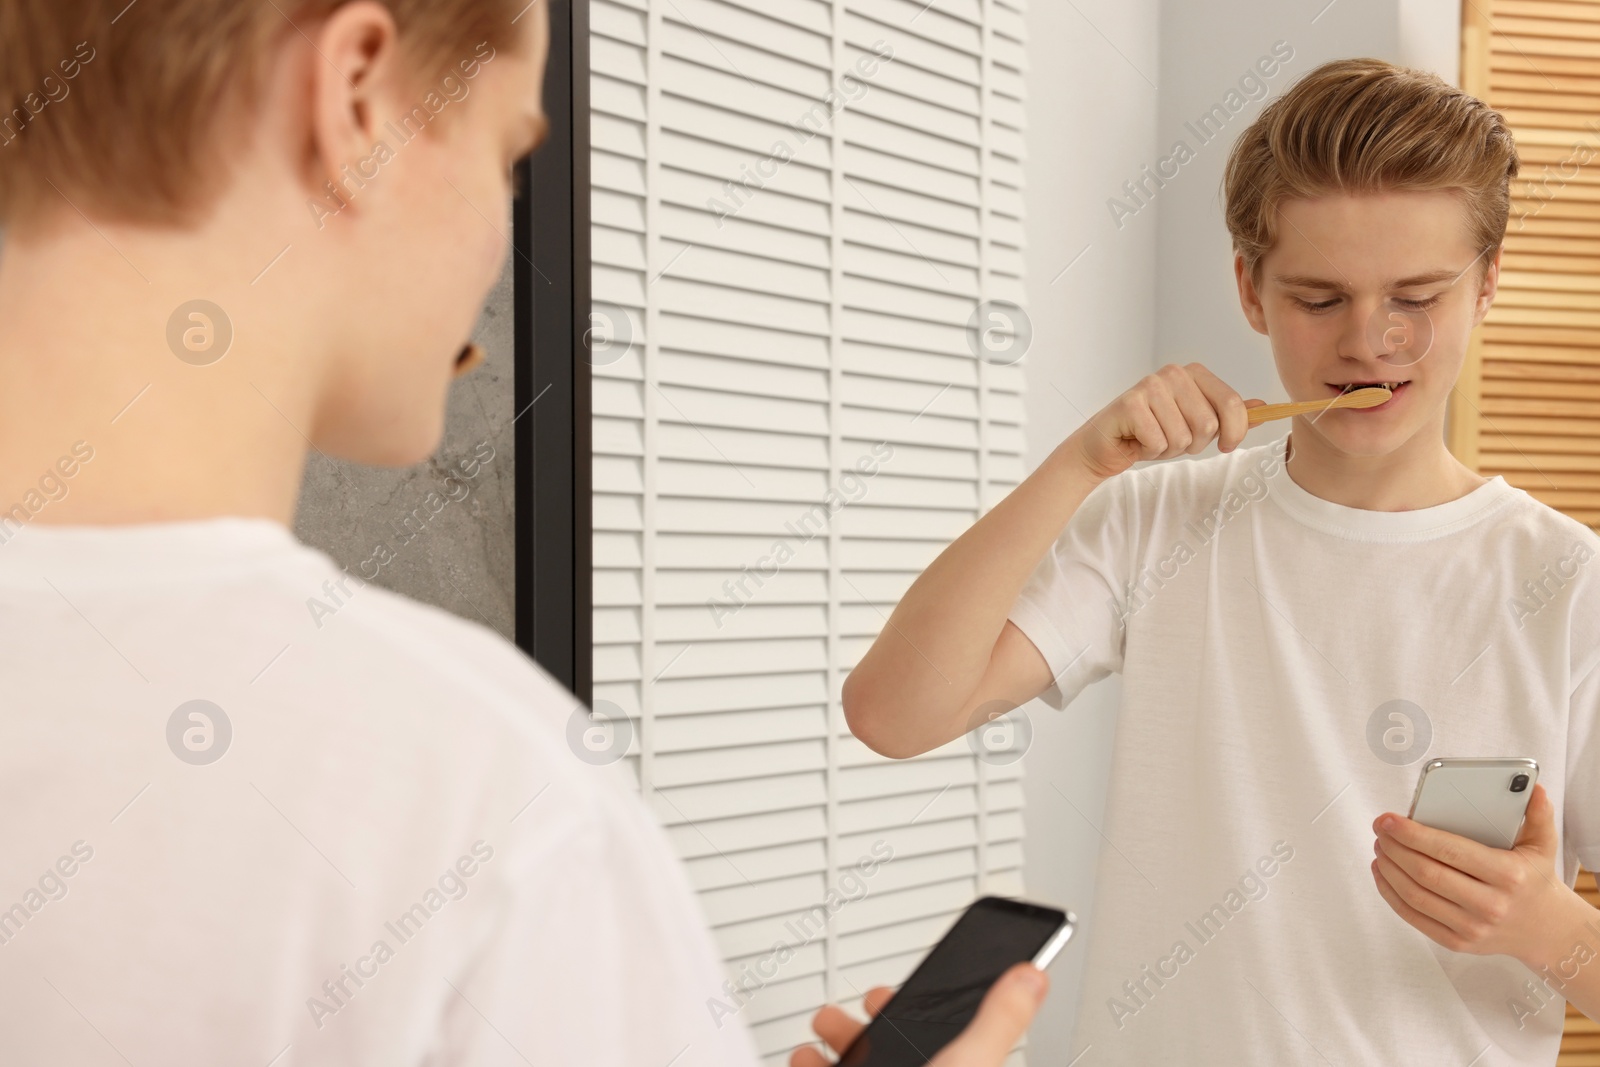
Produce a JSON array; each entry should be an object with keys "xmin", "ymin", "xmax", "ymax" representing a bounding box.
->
[
  {"xmin": 1480, "ymin": 478, "xmax": 1600, "ymax": 549},
  {"xmin": 263, "ymin": 547, "xmax": 634, "ymax": 816}
]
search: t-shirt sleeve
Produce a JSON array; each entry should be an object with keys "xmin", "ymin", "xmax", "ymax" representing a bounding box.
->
[
  {"xmin": 1007, "ymin": 471, "xmax": 1130, "ymax": 711},
  {"xmin": 1564, "ymin": 649, "xmax": 1600, "ymax": 877},
  {"xmin": 440, "ymin": 781, "xmax": 761, "ymax": 1067}
]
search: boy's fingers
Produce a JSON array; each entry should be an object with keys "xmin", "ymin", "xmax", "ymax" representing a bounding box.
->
[
  {"xmin": 808, "ymin": 1004, "xmax": 864, "ymax": 1054},
  {"xmin": 1121, "ymin": 400, "xmax": 1168, "ymax": 461},
  {"xmin": 1144, "ymin": 385, "xmax": 1192, "ymax": 459},
  {"xmin": 862, "ymin": 986, "xmax": 894, "ymax": 1018},
  {"xmin": 1159, "ymin": 366, "xmax": 1219, "ymax": 455},
  {"xmin": 789, "ymin": 1048, "xmax": 831, "ymax": 1067},
  {"xmin": 1371, "ymin": 859, "xmax": 1463, "ymax": 948},
  {"xmin": 1373, "ymin": 813, "xmax": 1502, "ymax": 883},
  {"xmin": 934, "ymin": 964, "xmax": 1047, "ymax": 1064},
  {"xmin": 1375, "ymin": 833, "xmax": 1496, "ymax": 915},
  {"xmin": 1188, "ymin": 365, "xmax": 1248, "ymax": 451},
  {"xmin": 1373, "ymin": 850, "xmax": 1476, "ymax": 935}
]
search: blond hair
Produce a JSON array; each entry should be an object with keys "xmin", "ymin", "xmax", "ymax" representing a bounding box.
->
[
  {"xmin": 1223, "ymin": 57, "xmax": 1518, "ymax": 285},
  {"xmin": 0, "ymin": 0, "xmax": 528, "ymax": 227}
]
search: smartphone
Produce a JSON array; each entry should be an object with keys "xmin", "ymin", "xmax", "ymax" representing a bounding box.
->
[
  {"xmin": 1407, "ymin": 757, "xmax": 1539, "ymax": 849},
  {"xmin": 837, "ymin": 896, "xmax": 1074, "ymax": 1067}
]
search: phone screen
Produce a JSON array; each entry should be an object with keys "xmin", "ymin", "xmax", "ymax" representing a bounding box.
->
[{"xmin": 838, "ymin": 897, "xmax": 1065, "ymax": 1067}]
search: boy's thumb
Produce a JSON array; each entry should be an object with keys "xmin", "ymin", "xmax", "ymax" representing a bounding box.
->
[
  {"xmin": 1516, "ymin": 782, "xmax": 1558, "ymax": 856},
  {"xmin": 934, "ymin": 964, "xmax": 1048, "ymax": 1065}
]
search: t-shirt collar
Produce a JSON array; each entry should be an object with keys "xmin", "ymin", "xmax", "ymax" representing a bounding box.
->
[
  {"xmin": 0, "ymin": 516, "xmax": 306, "ymax": 583},
  {"xmin": 1264, "ymin": 438, "xmax": 1519, "ymax": 543}
]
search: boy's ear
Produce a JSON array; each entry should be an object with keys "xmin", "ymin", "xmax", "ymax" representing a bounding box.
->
[
  {"xmin": 1470, "ymin": 246, "xmax": 1502, "ymax": 328},
  {"xmin": 1235, "ymin": 252, "xmax": 1269, "ymax": 336},
  {"xmin": 306, "ymin": 1, "xmax": 403, "ymax": 212}
]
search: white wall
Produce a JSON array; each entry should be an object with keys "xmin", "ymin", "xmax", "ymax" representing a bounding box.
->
[
  {"xmin": 1020, "ymin": 0, "xmax": 1458, "ymax": 1058},
  {"xmin": 1017, "ymin": 2, "xmax": 1160, "ymax": 1059}
]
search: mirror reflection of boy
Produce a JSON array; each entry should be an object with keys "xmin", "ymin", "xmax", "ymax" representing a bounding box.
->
[{"xmin": 845, "ymin": 58, "xmax": 1600, "ymax": 1064}]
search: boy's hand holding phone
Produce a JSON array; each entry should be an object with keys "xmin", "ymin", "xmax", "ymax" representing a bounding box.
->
[
  {"xmin": 1065, "ymin": 363, "xmax": 1264, "ymax": 483},
  {"xmin": 1372, "ymin": 783, "xmax": 1591, "ymax": 968},
  {"xmin": 791, "ymin": 964, "xmax": 1048, "ymax": 1067}
]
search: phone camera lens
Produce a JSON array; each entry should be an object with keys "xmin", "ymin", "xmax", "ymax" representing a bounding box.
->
[{"xmin": 1510, "ymin": 774, "xmax": 1529, "ymax": 793}]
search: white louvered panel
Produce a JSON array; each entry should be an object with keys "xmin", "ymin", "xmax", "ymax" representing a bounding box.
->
[
  {"xmin": 593, "ymin": 0, "xmax": 1031, "ymax": 1060},
  {"xmin": 703, "ymin": 0, "xmax": 833, "ymax": 37},
  {"xmin": 659, "ymin": 134, "xmax": 834, "ymax": 205},
  {"xmin": 658, "ymin": 603, "xmax": 830, "ymax": 643},
  {"xmin": 656, "ymin": 705, "xmax": 827, "ymax": 752},
  {"xmin": 658, "ymin": 310, "xmax": 832, "ymax": 368},
  {"xmin": 592, "ymin": 149, "xmax": 646, "ymax": 198},
  {"xmin": 854, "ymin": 0, "xmax": 981, "ymax": 51},
  {"xmin": 840, "ymin": 341, "xmax": 978, "ymax": 388},
  {"xmin": 842, "ymin": 240, "xmax": 981, "ymax": 296},
  {"xmin": 844, "ymin": 372, "xmax": 979, "ymax": 417},
  {"xmin": 658, "ymin": 383, "xmax": 829, "ymax": 435},
  {"xmin": 844, "ymin": 176, "xmax": 982, "ymax": 237},
  {"xmin": 854, "ymin": 48, "xmax": 980, "ymax": 117},
  {"xmin": 668, "ymin": 804, "xmax": 828, "ymax": 865},
  {"xmin": 658, "ymin": 276, "xmax": 831, "ymax": 336},
  {"xmin": 658, "ymin": 459, "xmax": 834, "ymax": 502},
  {"xmin": 592, "ymin": 0, "xmax": 651, "ymax": 806},
  {"xmin": 841, "ymin": 108, "xmax": 979, "ymax": 178},
  {"xmin": 670, "ymin": 0, "xmax": 833, "ymax": 65},
  {"xmin": 662, "ymin": 352, "xmax": 830, "ymax": 402},
  {"xmin": 659, "ymin": 23, "xmax": 832, "ymax": 100},
  {"xmin": 655, "ymin": 637, "xmax": 830, "ymax": 679},
  {"xmin": 659, "ymin": 56, "xmax": 823, "ymax": 129},
  {"xmin": 663, "ymin": 242, "xmax": 833, "ymax": 305},
  {"xmin": 656, "ymin": 95, "xmax": 834, "ymax": 168},
  {"xmin": 657, "ymin": 533, "xmax": 830, "ymax": 569},
  {"xmin": 844, "ymin": 13, "xmax": 979, "ymax": 84},
  {"xmin": 660, "ymin": 208, "xmax": 833, "ymax": 279},
  {"xmin": 843, "ymin": 207, "xmax": 980, "ymax": 266}
]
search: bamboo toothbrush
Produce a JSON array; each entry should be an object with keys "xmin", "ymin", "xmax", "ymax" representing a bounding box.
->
[{"xmin": 1246, "ymin": 385, "xmax": 1392, "ymax": 427}]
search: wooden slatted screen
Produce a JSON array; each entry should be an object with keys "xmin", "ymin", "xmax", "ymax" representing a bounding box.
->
[{"xmin": 1454, "ymin": 2, "xmax": 1600, "ymax": 1062}]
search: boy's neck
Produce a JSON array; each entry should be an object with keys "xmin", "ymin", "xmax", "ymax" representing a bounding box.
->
[
  {"xmin": 0, "ymin": 226, "xmax": 320, "ymax": 529},
  {"xmin": 1282, "ymin": 424, "xmax": 1487, "ymax": 512}
]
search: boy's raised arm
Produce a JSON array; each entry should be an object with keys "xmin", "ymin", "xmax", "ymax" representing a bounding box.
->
[{"xmin": 843, "ymin": 363, "xmax": 1256, "ymax": 758}]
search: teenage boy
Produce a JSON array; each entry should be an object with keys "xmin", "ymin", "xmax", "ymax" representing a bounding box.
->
[
  {"xmin": 0, "ymin": 1, "xmax": 1038, "ymax": 1064},
  {"xmin": 845, "ymin": 58, "xmax": 1600, "ymax": 1065}
]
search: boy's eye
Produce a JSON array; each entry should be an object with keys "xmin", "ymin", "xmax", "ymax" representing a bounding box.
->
[
  {"xmin": 1291, "ymin": 294, "xmax": 1444, "ymax": 313},
  {"xmin": 1293, "ymin": 296, "xmax": 1339, "ymax": 312}
]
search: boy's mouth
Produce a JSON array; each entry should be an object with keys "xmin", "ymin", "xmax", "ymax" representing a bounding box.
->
[{"xmin": 1327, "ymin": 380, "xmax": 1408, "ymax": 410}]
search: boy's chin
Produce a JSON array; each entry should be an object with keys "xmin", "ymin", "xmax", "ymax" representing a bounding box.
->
[{"xmin": 1306, "ymin": 418, "xmax": 1422, "ymax": 459}]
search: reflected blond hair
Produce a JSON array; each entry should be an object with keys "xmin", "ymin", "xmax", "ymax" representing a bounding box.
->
[{"xmin": 1223, "ymin": 57, "xmax": 1518, "ymax": 284}]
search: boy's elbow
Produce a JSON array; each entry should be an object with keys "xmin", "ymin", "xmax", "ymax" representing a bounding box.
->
[{"xmin": 842, "ymin": 671, "xmax": 918, "ymax": 759}]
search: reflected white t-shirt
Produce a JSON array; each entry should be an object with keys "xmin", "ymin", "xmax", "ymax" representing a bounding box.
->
[
  {"xmin": 1009, "ymin": 439, "xmax": 1600, "ymax": 1065},
  {"xmin": 0, "ymin": 518, "xmax": 759, "ymax": 1067}
]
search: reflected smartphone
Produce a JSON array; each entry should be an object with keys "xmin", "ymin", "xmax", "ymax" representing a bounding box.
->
[
  {"xmin": 1408, "ymin": 757, "xmax": 1539, "ymax": 849},
  {"xmin": 838, "ymin": 896, "xmax": 1074, "ymax": 1067}
]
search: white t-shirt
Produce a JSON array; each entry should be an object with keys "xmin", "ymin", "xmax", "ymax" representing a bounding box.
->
[
  {"xmin": 1008, "ymin": 439, "xmax": 1600, "ymax": 1065},
  {"xmin": 0, "ymin": 518, "xmax": 759, "ymax": 1067}
]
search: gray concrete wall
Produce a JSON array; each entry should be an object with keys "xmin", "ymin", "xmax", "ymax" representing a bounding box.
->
[{"xmin": 293, "ymin": 252, "xmax": 517, "ymax": 640}]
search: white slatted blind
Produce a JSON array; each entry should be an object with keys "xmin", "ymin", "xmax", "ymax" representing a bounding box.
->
[{"xmin": 589, "ymin": 1, "xmax": 1030, "ymax": 1061}]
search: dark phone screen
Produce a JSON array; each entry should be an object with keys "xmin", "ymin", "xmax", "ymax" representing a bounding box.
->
[{"xmin": 838, "ymin": 898, "xmax": 1064, "ymax": 1067}]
